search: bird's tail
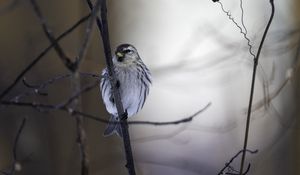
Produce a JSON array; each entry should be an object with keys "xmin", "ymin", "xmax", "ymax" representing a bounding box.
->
[{"xmin": 103, "ymin": 116, "xmax": 123, "ymax": 137}]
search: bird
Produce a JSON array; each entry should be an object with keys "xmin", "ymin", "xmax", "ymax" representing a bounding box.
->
[{"xmin": 100, "ymin": 44, "xmax": 152, "ymax": 137}]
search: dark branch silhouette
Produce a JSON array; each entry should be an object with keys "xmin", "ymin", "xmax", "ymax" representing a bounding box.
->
[
  {"xmin": 1, "ymin": 118, "xmax": 26, "ymax": 175},
  {"xmin": 28, "ymin": 0, "xmax": 102, "ymax": 174},
  {"xmin": 217, "ymin": 149, "xmax": 258, "ymax": 175},
  {"xmin": 128, "ymin": 103, "xmax": 211, "ymax": 125},
  {"xmin": 59, "ymin": 82, "xmax": 99, "ymax": 108},
  {"xmin": 0, "ymin": 13, "xmax": 91, "ymax": 100},
  {"xmin": 73, "ymin": 0, "xmax": 101, "ymax": 70},
  {"xmin": 216, "ymin": 1, "xmax": 255, "ymax": 58},
  {"xmin": 239, "ymin": 0, "xmax": 275, "ymax": 174},
  {"xmin": 29, "ymin": 0, "xmax": 74, "ymax": 71},
  {"xmin": 12, "ymin": 73, "xmax": 99, "ymax": 102},
  {"xmin": 68, "ymin": 1, "xmax": 102, "ymax": 174},
  {"xmin": 86, "ymin": 0, "xmax": 136, "ymax": 174},
  {"xmin": 0, "ymin": 100, "xmax": 211, "ymax": 126},
  {"xmin": 212, "ymin": 0, "xmax": 275, "ymax": 174},
  {"xmin": 86, "ymin": 0, "xmax": 103, "ymax": 34}
]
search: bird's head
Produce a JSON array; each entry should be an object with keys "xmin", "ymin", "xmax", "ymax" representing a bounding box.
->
[{"xmin": 113, "ymin": 44, "xmax": 140, "ymax": 66}]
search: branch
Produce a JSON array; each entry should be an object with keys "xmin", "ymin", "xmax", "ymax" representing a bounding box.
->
[
  {"xmin": 93, "ymin": 0, "xmax": 136, "ymax": 174},
  {"xmin": 73, "ymin": 0, "xmax": 101, "ymax": 70},
  {"xmin": 69, "ymin": 1, "xmax": 102, "ymax": 174},
  {"xmin": 215, "ymin": 1, "xmax": 255, "ymax": 58},
  {"xmin": 239, "ymin": 0, "xmax": 275, "ymax": 174},
  {"xmin": 23, "ymin": 72, "xmax": 99, "ymax": 89},
  {"xmin": 217, "ymin": 149, "xmax": 258, "ymax": 175},
  {"xmin": 2, "ymin": 118, "xmax": 27, "ymax": 175},
  {"xmin": 0, "ymin": 100, "xmax": 211, "ymax": 126},
  {"xmin": 57, "ymin": 81, "xmax": 99, "ymax": 109},
  {"xmin": 0, "ymin": 13, "xmax": 91, "ymax": 100},
  {"xmin": 128, "ymin": 102, "xmax": 211, "ymax": 125},
  {"xmin": 86, "ymin": 0, "xmax": 103, "ymax": 34},
  {"xmin": 29, "ymin": 0, "xmax": 74, "ymax": 71},
  {"xmin": 0, "ymin": 71, "xmax": 209, "ymax": 126},
  {"xmin": 11, "ymin": 73, "xmax": 99, "ymax": 102}
]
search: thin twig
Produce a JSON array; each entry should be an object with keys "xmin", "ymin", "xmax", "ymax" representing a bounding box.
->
[
  {"xmin": 23, "ymin": 72, "xmax": 99, "ymax": 89},
  {"xmin": 12, "ymin": 73, "xmax": 99, "ymax": 102},
  {"xmin": 58, "ymin": 81, "xmax": 98, "ymax": 108},
  {"xmin": 216, "ymin": 1, "xmax": 255, "ymax": 58},
  {"xmin": 239, "ymin": 0, "xmax": 247, "ymax": 35},
  {"xmin": 218, "ymin": 149, "xmax": 258, "ymax": 175},
  {"xmin": 0, "ymin": 13, "xmax": 91, "ymax": 100},
  {"xmin": 24, "ymin": 72, "xmax": 99, "ymax": 89},
  {"xmin": 239, "ymin": 0, "xmax": 275, "ymax": 174},
  {"xmin": 226, "ymin": 164, "xmax": 250, "ymax": 175},
  {"xmin": 0, "ymin": 100, "xmax": 210, "ymax": 126},
  {"xmin": 5, "ymin": 74, "xmax": 99, "ymax": 113},
  {"xmin": 128, "ymin": 103, "xmax": 211, "ymax": 125},
  {"xmin": 12, "ymin": 119, "xmax": 26, "ymax": 166},
  {"xmin": 2, "ymin": 118, "xmax": 27, "ymax": 175},
  {"xmin": 73, "ymin": 0, "xmax": 101, "ymax": 69}
]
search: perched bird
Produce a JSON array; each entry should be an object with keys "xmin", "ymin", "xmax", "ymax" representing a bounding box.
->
[{"xmin": 100, "ymin": 44, "xmax": 152, "ymax": 137}]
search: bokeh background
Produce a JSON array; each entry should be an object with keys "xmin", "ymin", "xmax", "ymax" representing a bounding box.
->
[{"xmin": 0, "ymin": 0, "xmax": 299, "ymax": 175}]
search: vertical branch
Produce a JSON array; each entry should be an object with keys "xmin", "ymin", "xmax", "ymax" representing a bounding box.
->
[
  {"xmin": 70, "ymin": 1, "xmax": 101, "ymax": 175},
  {"xmin": 70, "ymin": 72, "xmax": 89, "ymax": 175},
  {"xmin": 87, "ymin": 0, "xmax": 136, "ymax": 174},
  {"xmin": 73, "ymin": 103, "xmax": 89, "ymax": 175},
  {"xmin": 239, "ymin": 0, "xmax": 275, "ymax": 174}
]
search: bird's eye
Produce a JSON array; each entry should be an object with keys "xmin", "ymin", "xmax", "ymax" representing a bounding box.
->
[{"xmin": 123, "ymin": 49, "xmax": 133, "ymax": 54}]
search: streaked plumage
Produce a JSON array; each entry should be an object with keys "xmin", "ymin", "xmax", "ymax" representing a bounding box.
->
[{"xmin": 100, "ymin": 44, "xmax": 151, "ymax": 137}]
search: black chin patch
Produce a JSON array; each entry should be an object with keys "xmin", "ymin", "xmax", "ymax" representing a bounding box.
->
[{"xmin": 117, "ymin": 57, "xmax": 124, "ymax": 62}]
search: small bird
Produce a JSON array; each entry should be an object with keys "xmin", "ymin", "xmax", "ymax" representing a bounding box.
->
[{"xmin": 100, "ymin": 44, "xmax": 152, "ymax": 137}]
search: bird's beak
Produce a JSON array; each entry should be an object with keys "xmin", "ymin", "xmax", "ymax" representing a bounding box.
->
[{"xmin": 116, "ymin": 52, "xmax": 124, "ymax": 58}]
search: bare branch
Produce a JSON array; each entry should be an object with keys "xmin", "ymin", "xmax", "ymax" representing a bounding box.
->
[
  {"xmin": 29, "ymin": 0, "xmax": 74, "ymax": 71},
  {"xmin": 73, "ymin": 0, "xmax": 102, "ymax": 70},
  {"xmin": 0, "ymin": 13, "xmax": 91, "ymax": 100},
  {"xmin": 8, "ymin": 73, "xmax": 99, "ymax": 104},
  {"xmin": 57, "ymin": 81, "xmax": 98, "ymax": 108},
  {"xmin": 239, "ymin": 0, "xmax": 275, "ymax": 174},
  {"xmin": 1, "ymin": 118, "xmax": 27, "ymax": 175},
  {"xmin": 92, "ymin": 0, "xmax": 136, "ymax": 174},
  {"xmin": 128, "ymin": 103, "xmax": 211, "ymax": 125},
  {"xmin": 69, "ymin": 1, "xmax": 102, "ymax": 174},
  {"xmin": 12, "ymin": 119, "xmax": 26, "ymax": 163},
  {"xmin": 13, "ymin": 74, "xmax": 98, "ymax": 104},
  {"xmin": 212, "ymin": 0, "xmax": 275, "ymax": 174},
  {"xmin": 217, "ymin": 149, "xmax": 258, "ymax": 175},
  {"xmin": 0, "ymin": 100, "xmax": 211, "ymax": 126},
  {"xmin": 86, "ymin": 0, "xmax": 103, "ymax": 34},
  {"xmin": 215, "ymin": 1, "xmax": 255, "ymax": 58}
]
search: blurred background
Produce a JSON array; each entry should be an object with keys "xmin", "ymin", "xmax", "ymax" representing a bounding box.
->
[{"xmin": 0, "ymin": 0, "xmax": 299, "ymax": 175}]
